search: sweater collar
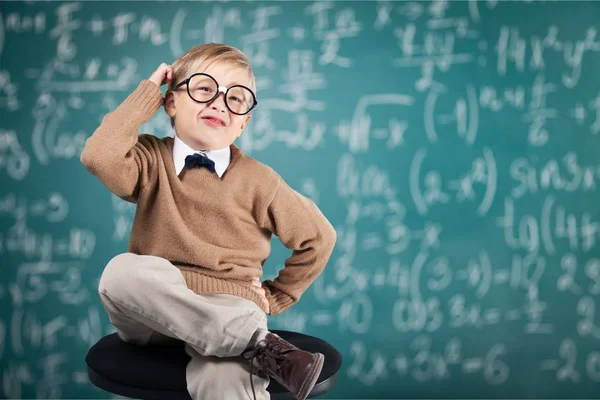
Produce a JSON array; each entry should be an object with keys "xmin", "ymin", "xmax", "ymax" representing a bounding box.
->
[{"xmin": 173, "ymin": 135, "xmax": 230, "ymax": 178}]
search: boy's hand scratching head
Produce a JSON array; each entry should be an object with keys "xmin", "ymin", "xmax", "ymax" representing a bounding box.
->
[{"xmin": 148, "ymin": 63, "xmax": 173, "ymax": 95}]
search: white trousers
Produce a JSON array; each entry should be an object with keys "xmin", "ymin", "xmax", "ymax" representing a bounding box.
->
[{"xmin": 98, "ymin": 252, "xmax": 270, "ymax": 399}]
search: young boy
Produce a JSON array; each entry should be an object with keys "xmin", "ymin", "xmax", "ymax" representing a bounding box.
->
[{"xmin": 80, "ymin": 43, "xmax": 337, "ymax": 400}]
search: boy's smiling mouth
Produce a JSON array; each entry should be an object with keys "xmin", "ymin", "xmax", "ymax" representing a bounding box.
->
[{"xmin": 200, "ymin": 115, "xmax": 226, "ymax": 127}]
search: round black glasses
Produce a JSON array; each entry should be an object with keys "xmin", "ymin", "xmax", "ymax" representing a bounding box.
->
[{"xmin": 170, "ymin": 73, "xmax": 257, "ymax": 115}]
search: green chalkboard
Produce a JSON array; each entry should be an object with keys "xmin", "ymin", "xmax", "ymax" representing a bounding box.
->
[{"xmin": 2, "ymin": 1, "xmax": 600, "ymax": 399}]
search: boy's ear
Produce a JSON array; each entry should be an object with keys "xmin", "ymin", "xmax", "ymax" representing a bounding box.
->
[
  {"xmin": 163, "ymin": 91, "xmax": 176, "ymax": 118},
  {"xmin": 239, "ymin": 114, "xmax": 252, "ymax": 132}
]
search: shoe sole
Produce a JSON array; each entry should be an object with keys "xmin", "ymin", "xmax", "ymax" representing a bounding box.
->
[{"xmin": 295, "ymin": 352, "xmax": 324, "ymax": 400}]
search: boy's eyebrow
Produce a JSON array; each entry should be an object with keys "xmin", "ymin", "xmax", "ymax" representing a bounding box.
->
[
  {"xmin": 196, "ymin": 71, "xmax": 252, "ymax": 90},
  {"xmin": 223, "ymin": 81, "xmax": 249, "ymax": 88}
]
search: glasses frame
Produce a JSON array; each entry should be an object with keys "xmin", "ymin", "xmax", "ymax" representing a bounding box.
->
[{"xmin": 169, "ymin": 72, "xmax": 257, "ymax": 115}]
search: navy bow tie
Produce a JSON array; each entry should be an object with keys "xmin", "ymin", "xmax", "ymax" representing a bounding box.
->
[{"xmin": 185, "ymin": 153, "xmax": 216, "ymax": 173}]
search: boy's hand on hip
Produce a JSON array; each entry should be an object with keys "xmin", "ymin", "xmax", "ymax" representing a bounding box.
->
[{"xmin": 252, "ymin": 278, "xmax": 270, "ymax": 314}]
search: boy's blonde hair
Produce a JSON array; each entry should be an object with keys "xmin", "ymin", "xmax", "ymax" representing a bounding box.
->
[{"xmin": 167, "ymin": 43, "xmax": 256, "ymax": 127}]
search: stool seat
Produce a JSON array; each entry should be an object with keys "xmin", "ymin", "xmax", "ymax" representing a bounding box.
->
[{"xmin": 86, "ymin": 330, "xmax": 342, "ymax": 399}]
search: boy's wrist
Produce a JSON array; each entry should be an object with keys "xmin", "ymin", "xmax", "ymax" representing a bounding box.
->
[
  {"xmin": 121, "ymin": 80, "xmax": 163, "ymax": 120},
  {"xmin": 147, "ymin": 78, "xmax": 161, "ymax": 88}
]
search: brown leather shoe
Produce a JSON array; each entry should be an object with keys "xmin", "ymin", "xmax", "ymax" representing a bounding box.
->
[{"xmin": 251, "ymin": 332, "xmax": 324, "ymax": 400}]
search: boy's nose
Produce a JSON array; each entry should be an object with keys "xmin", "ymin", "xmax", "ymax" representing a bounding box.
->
[{"xmin": 208, "ymin": 92, "xmax": 227, "ymax": 113}]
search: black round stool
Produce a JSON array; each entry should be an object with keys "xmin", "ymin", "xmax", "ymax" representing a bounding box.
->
[{"xmin": 86, "ymin": 330, "xmax": 342, "ymax": 399}]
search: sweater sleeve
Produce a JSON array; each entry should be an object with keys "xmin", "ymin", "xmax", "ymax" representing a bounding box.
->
[
  {"xmin": 260, "ymin": 177, "xmax": 337, "ymax": 315},
  {"xmin": 80, "ymin": 80, "xmax": 163, "ymax": 202}
]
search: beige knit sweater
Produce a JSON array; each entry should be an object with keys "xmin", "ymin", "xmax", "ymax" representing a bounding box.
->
[{"xmin": 80, "ymin": 80, "xmax": 337, "ymax": 315}]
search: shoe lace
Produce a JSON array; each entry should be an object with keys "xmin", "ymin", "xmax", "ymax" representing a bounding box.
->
[{"xmin": 248, "ymin": 340, "xmax": 288, "ymax": 400}]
